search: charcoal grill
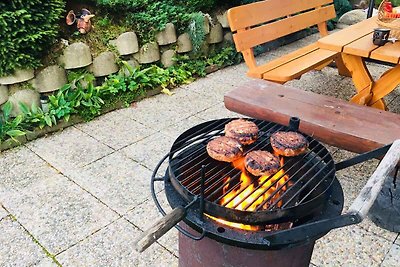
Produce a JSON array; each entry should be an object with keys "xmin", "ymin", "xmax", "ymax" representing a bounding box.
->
[
  {"xmin": 168, "ymin": 118, "xmax": 335, "ymax": 226},
  {"xmin": 135, "ymin": 118, "xmax": 400, "ymax": 259}
]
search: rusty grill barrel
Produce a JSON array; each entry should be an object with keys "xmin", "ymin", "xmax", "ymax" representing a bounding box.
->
[{"xmin": 168, "ymin": 118, "xmax": 335, "ymax": 225}]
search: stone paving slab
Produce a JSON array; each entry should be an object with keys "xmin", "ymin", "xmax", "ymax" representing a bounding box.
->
[
  {"xmin": 0, "ymin": 217, "xmax": 48, "ymax": 266},
  {"xmin": 0, "ymin": 165, "xmax": 118, "ymax": 255},
  {"xmin": 0, "ymin": 205, "xmax": 8, "ymax": 220},
  {"xmin": 26, "ymin": 127, "xmax": 114, "ymax": 172},
  {"xmin": 76, "ymin": 111, "xmax": 157, "ymax": 150},
  {"xmin": 124, "ymin": 192, "xmax": 179, "ymax": 257},
  {"xmin": 337, "ymin": 174, "xmax": 398, "ymax": 242},
  {"xmin": 56, "ymin": 217, "xmax": 178, "ymax": 266},
  {"xmin": 117, "ymin": 98, "xmax": 189, "ymax": 131},
  {"xmin": 381, "ymin": 243, "xmax": 400, "ymax": 267},
  {"xmin": 35, "ymin": 257, "xmax": 59, "ymax": 267},
  {"xmin": 161, "ymin": 115, "xmax": 205, "ymax": 138},
  {"xmin": 195, "ymin": 102, "xmax": 243, "ymax": 121},
  {"xmin": 67, "ymin": 151, "xmax": 156, "ymax": 215},
  {"xmin": 311, "ymin": 224, "xmax": 393, "ymax": 266},
  {"xmin": 120, "ymin": 131, "xmax": 175, "ymax": 171}
]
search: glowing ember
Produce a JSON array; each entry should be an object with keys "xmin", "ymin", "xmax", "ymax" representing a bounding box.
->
[{"xmin": 209, "ymin": 155, "xmax": 289, "ymax": 230}]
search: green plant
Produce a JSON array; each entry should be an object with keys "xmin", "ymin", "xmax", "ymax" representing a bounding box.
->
[
  {"xmin": 0, "ymin": 0, "xmax": 65, "ymax": 77},
  {"xmin": 0, "ymin": 102, "xmax": 26, "ymax": 142},
  {"xmin": 188, "ymin": 12, "xmax": 208, "ymax": 52},
  {"xmin": 19, "ymin": 102, "xmax": 56, "ymax": 129}
]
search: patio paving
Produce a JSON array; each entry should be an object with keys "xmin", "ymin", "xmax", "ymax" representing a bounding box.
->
[{"xmin": 0, "ymin": 32, "xmax": 399, "ymax": 266}]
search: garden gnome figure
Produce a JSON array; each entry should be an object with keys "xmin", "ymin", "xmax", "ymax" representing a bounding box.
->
[{"xmin": 66, "ymin": 8, "xmax": 95, "ymax": 34}]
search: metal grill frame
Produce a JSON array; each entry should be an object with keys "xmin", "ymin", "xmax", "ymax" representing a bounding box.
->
[{"xmin": 168, "ymin": 118, "xmax": 336, "ymax": 225}]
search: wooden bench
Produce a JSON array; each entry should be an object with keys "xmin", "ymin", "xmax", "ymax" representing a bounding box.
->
[
  {"xmin": 227, "ymin": 0, "xmax": 349, "ymax": 83},
  {"xmin": 224, "ymin": 80, "xmax": 400, "ymax": 154}
]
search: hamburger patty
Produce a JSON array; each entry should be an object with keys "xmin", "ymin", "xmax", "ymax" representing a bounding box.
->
[
  {"xmin": 244, "ymin": 150, "xmax": 280, "ymax": 177},
  {"xmin": 225, "ymin": 119, "xmax": 259, "ymax": 145},
  {"xmin": 206, "ymin": 136, "xmax": 243, "ymax": 162},
  {"xmin": 270, "ymin": 131, "xmax": 309, "ymax": 157}
]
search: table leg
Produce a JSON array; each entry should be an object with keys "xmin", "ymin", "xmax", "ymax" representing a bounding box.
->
[
  {"xmin": 368, "ymin": 64, "xmax": 400, "ymax": 108},
  {"xmin": 341, "ymin": 54, "xmax": 387, "ymax": 109},
  {"xmin": 341, "ymin": 54, "xmax": 374, "ymax": 105}
]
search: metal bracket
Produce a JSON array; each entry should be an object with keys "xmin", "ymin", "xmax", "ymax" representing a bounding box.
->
[
  {"xmin": 335, "ymin": 143, "xmax": 391, "ymax": 171},
  {"xmin": 263, "ymin": 213, "xmax": 361, "ymax": 246}
]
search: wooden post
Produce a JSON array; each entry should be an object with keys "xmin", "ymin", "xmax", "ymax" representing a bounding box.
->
[{"xmin": 348, "ymin": 139, "xmax": 400, "ymax": 219}]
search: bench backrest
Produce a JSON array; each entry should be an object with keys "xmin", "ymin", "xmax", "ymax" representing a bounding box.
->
[
  {"xmin": 228, "ymin": 0, "xmax": 336, "ymax": 52},
  {"xmin": 227, "ymin": 0, "xmax": 336, "ymax": 68}
]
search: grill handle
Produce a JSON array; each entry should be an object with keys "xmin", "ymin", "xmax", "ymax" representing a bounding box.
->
[
  {"xmin": 264, "ymin": 139, "xmax": 400, "ymax": 245},
  {"xmin": 135, "ymin": 206, "xmax": 186, "ymax": 253}
]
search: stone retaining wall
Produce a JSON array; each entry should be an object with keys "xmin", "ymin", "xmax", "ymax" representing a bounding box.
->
[{"xmin": 0, "ymin": 11, "xmax": 232, "ymax": 116}]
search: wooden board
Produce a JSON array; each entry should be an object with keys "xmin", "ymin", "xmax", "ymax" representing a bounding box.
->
[
  {"xmin": 224, "ymin": 80, "xmax": 400, "ymax": 154},
  {"xmin": 247, "ymin": 43, "xmax": 320, "ymax": 78},
  {"xmin": 227, "ymin": 0, "xmax": 333, "ymax": 31},
  {"xmin": 318, "ymin": 18, "xmax": 379, "ymax": 52},
  {"xmin": 370, "ymin": 42, "xmax": 400, "ymax": 64},
  {"xmin": 343, "ymin": 33, "xmax": 377, "ymax": 58},
  {"xmin": 233, "ymin": 6, "xmax": 336, "ymax": 51},
  {"xmin": 262, "ymin": 49, "xmax": 337, "ymax": 82}
]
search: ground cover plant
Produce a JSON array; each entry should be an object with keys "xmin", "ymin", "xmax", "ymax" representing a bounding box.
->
[{"xmin": 0, "ymin": 46, "xmax": 241, "ymax": 142}]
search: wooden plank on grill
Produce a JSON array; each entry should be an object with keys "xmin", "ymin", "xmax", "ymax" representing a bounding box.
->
[
  {"xmin": 224, "ymin": 80, "xmax": 400, "ymax": 154},
  {"xmin": 318, "ymin": 18, "xmax": 378, "ymax": 52}
]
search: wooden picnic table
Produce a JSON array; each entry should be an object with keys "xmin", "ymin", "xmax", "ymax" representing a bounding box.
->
[{"xmin": 318, "ymin": 17, "xmax": 400, "ymax": 110}]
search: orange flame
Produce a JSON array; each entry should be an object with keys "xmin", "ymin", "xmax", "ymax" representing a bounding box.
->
[{"xmin": 209, "ymin": 155, "xmax": 289, "ymax": 230}]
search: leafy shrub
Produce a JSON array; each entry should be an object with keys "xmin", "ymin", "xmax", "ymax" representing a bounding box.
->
[
  {"xmin": 0, "ymin": 0, "xmax": 65, "ymax": 77},
  {"xmin": 95, "ymin": 0, "xmax": 218, "ymax": 42}
]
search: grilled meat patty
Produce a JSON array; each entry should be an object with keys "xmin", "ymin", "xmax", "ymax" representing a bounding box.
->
[
  {"xmin": 244, "ymin": 150, "xmax": 280, "ymax": 177},
  {"xmin": 270, "ymin": 131, "xmax": 309, "ymax": 157},
  {"xmin": 206, "ymin": 136, "xmax": 243, "ymax": 162},
  {"xmin": 225, "ymin": 119, "xmax": 259, "ymax": 145}
]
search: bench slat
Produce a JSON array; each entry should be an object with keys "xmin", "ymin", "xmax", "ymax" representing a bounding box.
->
[
  {"xmin": 224, "ymin": 80, "xmax": 400, "ymax": 154},
  {"xmin": 248, "ymin": 43, "xmax": 320, "ymax": 78},
  {"xmin": 262, "ymin": 49, "xmax": 338, "ymax": 82},
  {"xmin": 228, "ymin": 0, "xmax": 333, "ymax": 31},
  {"xmin": 233, "ymin": 5, "xmax": 336, "ymax": 51}
]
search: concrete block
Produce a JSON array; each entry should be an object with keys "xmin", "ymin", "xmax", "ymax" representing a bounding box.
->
[
  {"xmin": 217, "ymin": 10, "xmax": 229, "ymax": 28},
  {"xmin": 0, "ymin": 69, "xmax": 34, "ymax": 85},
  {"xmin": 156, "ymin": 23, "xmax": 177, "ymax": 45},
  {"xmin": 177, "ymin": 33, "xmax": 193, "ymax": 53},
  {"xmin": 33, "ymin": 65, "xmax": 67, "ymax": 93},
  {"xmin": 121, "ymin": 59, "xmax": 140, "ymax": 76},
  {"xmin": 8, "ymin": 88, "xmax": 40, "ymax": 116},
  {"xmin": 203, "ymin": 16, "xmax": 210, "ymax": 34},
  {"xmin": 91, "ymin": 52, "xmax": 119, "ymax": 77},
  {"xmin": 207, "ymin": 23, "xmax": 223, "ymax": 44},
  {"xmin": 224, "ymin": 32, "xmax": 233, "ymax": 43},
  {"xmin": 134, "ymin": 42, "xmax": 160, "ymax": 64},
  {"xmin": 161, "ymin": 50, "xmax": 176, "ymax": 67},
  {"xmin": 60, "ymin": 42, "xmax": 92, "ymax": 69},
  {"xmin": 0, "ymin": 85, "xmax": 8, "ymax": 105},
  {"xmin": 115, "ymin": 32, "xmax": 139, "ymax": 55}
]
